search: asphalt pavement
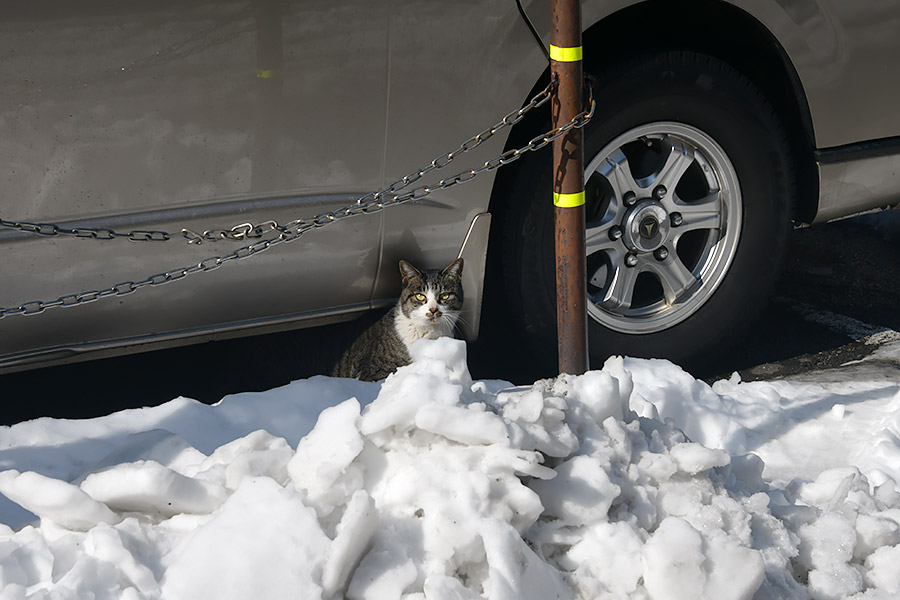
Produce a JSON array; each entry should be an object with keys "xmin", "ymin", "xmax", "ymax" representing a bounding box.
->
[
  {"xmin": 2, "ymin": 213, "xmax": 898, "ymax": 425},
  {"xmin": 712, "ymin": 213, "xmax": 900, "ymax": 382}
]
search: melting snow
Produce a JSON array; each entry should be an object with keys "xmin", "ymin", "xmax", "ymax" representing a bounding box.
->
[{"xmin": 1, "ymin": 338, "xmax": 900, "ymax": 599}]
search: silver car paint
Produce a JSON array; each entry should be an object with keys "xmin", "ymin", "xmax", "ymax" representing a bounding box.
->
[
  {"xmin": 725, "ymin": 0, "xmax": 900, "ymax": 221},
  {"xmin": 0, "ymin": 0, "xmax": 390, "ymax": 363},
  {"xmin": 1, "ymin": 0, "xmax": 898, "ymax": 371},
  {"xmin": 739, "ymin": 0, "xmax": 900, "ymax": 146},
  {"xmin": 0, "ymin": 0, "xmax": 540, "ymax": 371}
]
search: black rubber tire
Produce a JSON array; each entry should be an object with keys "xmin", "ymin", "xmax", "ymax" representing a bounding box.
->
[{"xmin": 501, "ymin": 51, "xmax": 794, "ymax": 369}]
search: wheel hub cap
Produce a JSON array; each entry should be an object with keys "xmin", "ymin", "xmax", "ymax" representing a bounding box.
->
[
  {"xmin": 581, "ymin": 122, "xmax": 742, "ymax": 334},
  {"xmin": 623, "ymin": 200, "xmax": 669, "ymax": 253}
]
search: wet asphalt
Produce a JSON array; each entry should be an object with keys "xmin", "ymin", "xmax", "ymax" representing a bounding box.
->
[{"xmin": 2, "ymin": 213, "xmax": 898, "ymax": 425}]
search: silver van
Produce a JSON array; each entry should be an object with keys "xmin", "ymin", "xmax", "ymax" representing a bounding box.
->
[{"xmin": 2, "ymin": 0, "xmax": 899, "ymax": 372}]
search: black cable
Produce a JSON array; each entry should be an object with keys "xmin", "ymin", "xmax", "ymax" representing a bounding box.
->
[{"xmin": 515, "ymin": 0, "xmax": 551, "ymax": 63}]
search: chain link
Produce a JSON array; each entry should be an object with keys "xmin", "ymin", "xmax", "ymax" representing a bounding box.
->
[
  {"xmin": 0, "ymin": 77, "xmax": 595, "ymax": 318},
  {"xmin": 0, "ymin": 218, "xmax": 171, "ymax": 242},
  {"xmin": 181, "ymin": 78, "xmax": 561, "ymax": 245}
]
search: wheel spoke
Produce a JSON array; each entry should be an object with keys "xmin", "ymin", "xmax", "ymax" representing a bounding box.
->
[
  {"xmin": 647, "ymin": 136, "xmax": 695, "ymax": 194},
  {"xmin": 585, "ymin": 221, "xmax": 619, "ymax": 255},
  {"xmin": 597, "ymin": 148, "xmax": 639, "ymax": 205},
  {"xmin": 647, "ymin": 253, "xmax": 698, "ymax": 306},
  {"xmin": 674, "ymin": 192, "xmax": 723, "ymax": 233},
  {"xmin": 599, "ymin": 260, "xmax": 639, "ymax": 312}
]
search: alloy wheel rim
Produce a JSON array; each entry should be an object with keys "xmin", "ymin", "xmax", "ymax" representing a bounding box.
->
[{"xmin": 583, "ymin": 122, "xmax": 742, "ymax": 334}]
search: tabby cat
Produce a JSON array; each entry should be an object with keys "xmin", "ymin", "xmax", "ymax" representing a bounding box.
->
[{"xmin": 331, "ymin": 258, "xmax": 464, "ymax": 381}]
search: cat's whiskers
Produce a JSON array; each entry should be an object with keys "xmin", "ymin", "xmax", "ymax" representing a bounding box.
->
[{"xmin": 451, "ymin": 312, "xmax": 472, "ymax": 334}]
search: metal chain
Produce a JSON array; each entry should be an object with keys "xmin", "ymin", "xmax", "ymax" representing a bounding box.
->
[
  {"xmin": 181, "ymin": 78, "xmax": 561, "ymax": 244},
  {"xmin": 0, "ymin": 77, "xmax": 595, "ymax": 318},
  {"xmin": 0, "ymin": 219, "xmax": 171, "ymax": 241},
  {"xmin": 0, "ymin": 80, "xmax": 557, "ymax": 245}
]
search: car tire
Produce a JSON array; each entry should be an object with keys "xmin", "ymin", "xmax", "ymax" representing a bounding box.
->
[{"xmin": 501, "ymin": 51, "xmax": 794, "ymax": 369}]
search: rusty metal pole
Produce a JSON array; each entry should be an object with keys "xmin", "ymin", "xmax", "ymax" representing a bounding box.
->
[{"xmin": 550, "ymin": 0, "xmax": 588, "ymax": 375}]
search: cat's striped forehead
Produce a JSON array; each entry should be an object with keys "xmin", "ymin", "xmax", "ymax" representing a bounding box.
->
[{"xmin": 402, "ymin": 270, "xmax": 460, "ymax": 292}]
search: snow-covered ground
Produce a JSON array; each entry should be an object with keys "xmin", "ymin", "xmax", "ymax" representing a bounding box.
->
[{"xmin": 2, "ymin": 338, "xmax": 900, "ymax": 600}]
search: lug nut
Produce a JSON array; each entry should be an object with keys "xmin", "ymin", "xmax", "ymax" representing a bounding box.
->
[
  {"xmin": 654, "ymin": 247, "xmax": 669, "ymax": 261},
  {"xmin": 609, "ymin": 226, "xmax": 623, "ymax": 241},
  {"xmin": 670, "ymin": 212, "xmax": 683, "ymax": 227},
  {"xmin": 623, "ymin": 191, "xmax": 637, "ymax": 207},
  {"xmin": 625, "ymin": 253, "xmax": 639, "ymax": 268},
  {"xmin": 653, "ymin": 185, "xmax": 667, "ymax": 200}
]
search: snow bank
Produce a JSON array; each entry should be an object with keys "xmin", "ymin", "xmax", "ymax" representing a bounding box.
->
[{"xmin": 1, "ymin": 338, "xmax": 899, "ymax": 599}]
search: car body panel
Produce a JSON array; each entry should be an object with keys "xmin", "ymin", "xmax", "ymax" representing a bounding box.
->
[
  {"xmin": 815, "ymin": 154, "xmax": 900, "ymax": 223},
  {"xmin": 2, "ymin": 0, "xmax": 900, "ymax": 371},
  {"xmin": 727, "ymin": 0, "xmax": 900, "ymax": 216},
  {"xmin": 576, "ymin": 0, "xmax": 900, "ymax": 149},
  {"xmin": 769, "ymin": 0, "xmax": 900, "ymax": 149},
  {"xmin": 0, "ymin": 0, "xmax": 545, "ymax": 371},
  {"xmin": 0, "ymin": 0, "xmax": 393, "ymax": 367},
  {"xmin": 577, "ymin": 0, "xmax": 900, "ymax": 218},
  {"xmin": 375, "ymin": 0, "xmax": 544, "ymax": 290}
]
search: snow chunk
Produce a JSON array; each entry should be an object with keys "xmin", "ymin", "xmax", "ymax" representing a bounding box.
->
[
  {"xmin": 423, "ymin": 574, "xmax": 483, "ymax": 600},
  {"xmin": 415, "ymin": 404, "xmax": 508, "ymax": 446},
  {"xmin": 482, "ymin": 520, "xmax": 574, "ymax": 600},
  {"xmin": 530, "ymin": 455, "xmax": 620, "ymax": 526},
  {"xmin": 361, "ymin": 375, "xmax": 461, "ymax": 440},
  {"xmin": 0, "ymin": 470, "xmax": 120, "ymax": 531},
  {"xmin": 196, "ymin": 429, "xmax": 294, "ymax": 490},
  {"xmin": 346, "ymin": 533, "xmax": 418, "ymax": 600},
  {"xmin": 642, "ymin": 516, "xmax": 764, "ymax": 600},
  {"xmin": 642, "ymin": 517, "xmax": 707, "ymax": 600},
  {"xmin": 864, "ymin": 544, "xmax": 900, "ymax": 594},
  {"xmin": 289, "ymin": 398, "xmax": 365, "ymax": 517},
  {"xmin": 322, "ymin": 490, "xmax": 378, "ymax": 598},
  {"xmin": 628, "ymin": 357, "xmax": 750, "ymax": 452},
  {"xmin": 82, "ymin": 429, "xmax": 207, "ymax": 478},
  {"xmin": 58, "ymin": 521, "xmax": 160, "ymax": 597},
  {"xmin": 797, "ymin": 466, "xmax": 870, "ymax": 508},
  {"xmin": 80, "ymin": 460, "xmax": 227, "ymax": 517},
  {"xmin": 807, "ymin": 564, "xmax": 863, "ymax": 600},
  {"xmin": 855, "ymin": 514, "xmax": 900, "ymax": 560},
  {"xmin": 565, "ymin": 521, "xmax": 644, "ymax": 597},
  {"xmin": 161, "ymin": 477, "xmax": 328, "ymax": 600},
  {"xmin": 570, "ymin": 366, "xmax": 630, "ymax": 424},
  {"xmin": 670, "ymin": 442, "xmax": 731, "ymax": 475},
  {"xmin": 797, "ymin": 512, "xmax": 860, "ymax": 587},
  {"xmin": 497, "ymin": 385, "xmax": 579, "ymax": 458},
  {"xmin": 408, "ymin": 337, "xmax": 472, "ymax": 387}
]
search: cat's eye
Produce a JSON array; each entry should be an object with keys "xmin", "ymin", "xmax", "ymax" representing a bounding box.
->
[
  {"xmin": 414, "ymin": 293, "xmax": 427, "ymax": 302},
  {"xmin": 440, "ymin": 293, "xmax": 454, "ymax": 302}
]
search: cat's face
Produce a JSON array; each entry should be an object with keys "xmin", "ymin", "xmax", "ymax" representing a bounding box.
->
[{"xmin": 397, "ymin": 259, "xmax": 464, "ymax": 335}]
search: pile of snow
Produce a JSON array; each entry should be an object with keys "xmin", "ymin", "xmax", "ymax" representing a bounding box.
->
[{"xmin": 1, "ymin": 338, "xmax": 900, "ymax": 600}]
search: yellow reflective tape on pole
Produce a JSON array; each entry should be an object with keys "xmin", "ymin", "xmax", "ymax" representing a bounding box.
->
[
  {"xmin": 554, "ymin": 191, "xmax": 585, "ymax": 207},
  {"xmin": 549, "ymin": 44, "xmax": 583, "ymax": 62}
]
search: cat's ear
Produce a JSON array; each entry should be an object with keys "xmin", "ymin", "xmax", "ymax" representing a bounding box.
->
[
  {"xmin": 442, "ymin": 258, "xmax": 464, "ymax": 280},
  {"xmin": 398, "ymin": 260, "xmax": 422, "ymax": 286}
]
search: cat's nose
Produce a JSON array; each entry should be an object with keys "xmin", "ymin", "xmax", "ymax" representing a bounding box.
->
[{"xmin": 427, "ymin": 307, "xmax": 442, "ymax": 319}]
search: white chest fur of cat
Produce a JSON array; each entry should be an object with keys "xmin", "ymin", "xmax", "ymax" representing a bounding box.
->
[{"xmin": 331, "ymin": 258, "xmax": 464, "ymax": 382}]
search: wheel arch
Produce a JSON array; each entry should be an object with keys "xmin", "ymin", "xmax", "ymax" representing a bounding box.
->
[{"xmin": 487, "ymin": 0, "xmax": 819, "ymax": 227}]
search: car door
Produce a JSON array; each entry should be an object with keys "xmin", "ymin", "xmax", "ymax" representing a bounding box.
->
[
  {"xmin": 375, "ymin": 0, "xmax": 543, "ymax": 329},
  {"xmin": 0, "ymin": 0, "xmax": 389, "ymax": 368}
]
